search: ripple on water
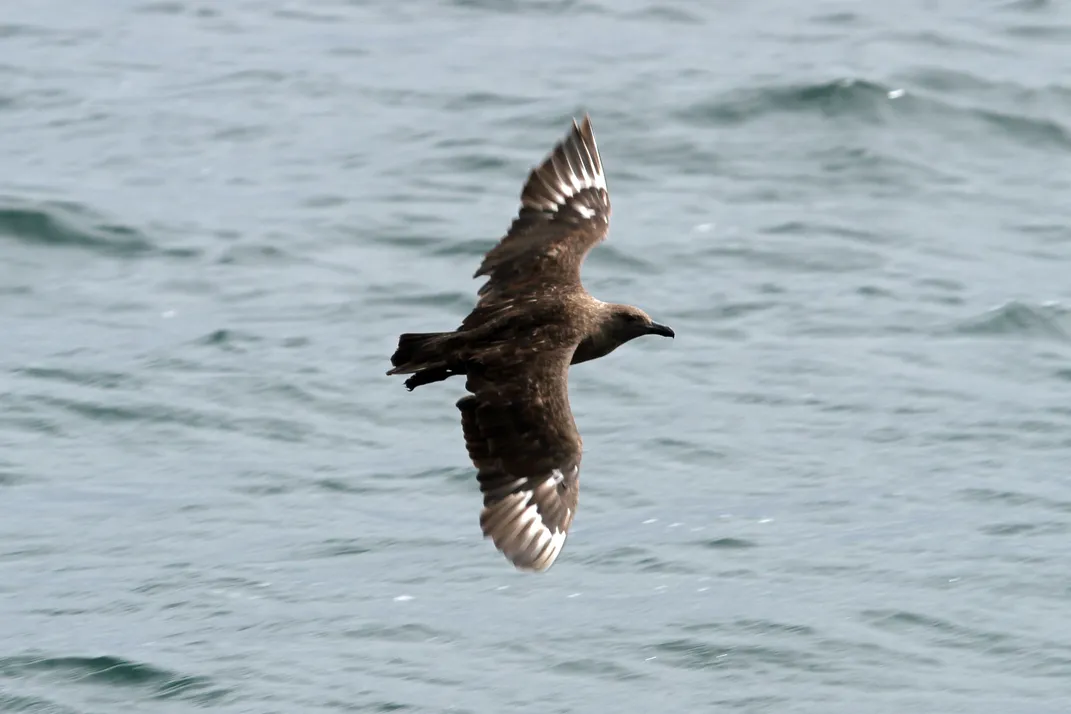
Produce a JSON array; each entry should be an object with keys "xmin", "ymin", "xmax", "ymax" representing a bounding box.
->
[
  {"xmin": 652, "ymin": 638, "xmax": 828, "ymax": 673},
  {"xmin": 0, "ymin": 654, "xmax": 231, "ymax": 706},
  {"xmin": 979, "ymin": 521, "xmax": 1069, "ymax": 537},
  {"xmin": 582, "ymin": 545, "xmax": 698, "ymax": 575},
  {"xmin": 694, "ymin": 537, "xmax": 759, "ymax": 550},
  {"xmin": 342, "ymin": 622, "xmax": 453, "ymax": 645},
  {"xmin": 0, "ymin": 467, "xmax": 28, "ymax": 487},
  {"xmin": 549, "ymin": 656, "xmax": 649, "ymax": 682},
  {"xmin": 958, "ymin": 487, "xmax": 1071, "ymax": 515},
  {"xmin": 862, "ymin": 609, "xmax": 1015, "ymax": 653},
  {"xmin": 675, "ymin": 78, "xmax": 903, "ymax": 127},
  {"xmin": 949, "ymin": 300, "xmax": 1071, "ymax": 341},
  {"xmin": 193, "ymin": 328, "xmax": 265, "ymax": 353},
  {"xmin": 14, "ymin": 366, "xmax": 144, "ymax": 391},
  {"xmin": 0, "ymin": 197, "xmax": 198, "ymax": 260},
  {"xmin": 674, "ymin": 76, "xmax": 1071, "ymax": 153}
]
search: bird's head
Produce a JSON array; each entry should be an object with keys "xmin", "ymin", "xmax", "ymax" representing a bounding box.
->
[
  {"xmin": 571, "ymin": 303, "xmax": 675, "ymax": 366},
  {"xmin": 607, "ymin": 304, "xmax": 675, "ymax": 343}
]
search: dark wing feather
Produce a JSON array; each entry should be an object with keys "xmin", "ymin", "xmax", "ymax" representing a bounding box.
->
[
  {"xmin": 469, "ymin": 115, "xmax": 611, "ymax": 318},
  {"xmin": 456, "ymin": 349, "xmax": 581, "ymax": 572}
]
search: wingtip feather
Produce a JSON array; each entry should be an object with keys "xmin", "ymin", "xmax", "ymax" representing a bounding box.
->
[{"xmin": 516, "ymin": 113, "xmax": 608, "ymax": 217}]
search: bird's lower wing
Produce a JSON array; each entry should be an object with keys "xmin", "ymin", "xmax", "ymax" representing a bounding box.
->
[{"xmin": 456, "ymin": 351, "xmax": 581, "ymax": 572}]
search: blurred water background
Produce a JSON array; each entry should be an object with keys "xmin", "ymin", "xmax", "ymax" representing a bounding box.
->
[{"xmin": 2, "ymin": 0, "xmax": 1071, "ymax": 712}]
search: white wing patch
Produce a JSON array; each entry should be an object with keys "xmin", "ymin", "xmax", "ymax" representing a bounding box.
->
[
  {"xmin": 519, "ymin": 116, "xmax": 610, "ymax": 226},
  {"xmin": 543, "ymin": 147, "xmax": 605, "ymax": 207},
  {"xmin": 480, "ymin": 473, "xmax": 571, "ymax": 572}
]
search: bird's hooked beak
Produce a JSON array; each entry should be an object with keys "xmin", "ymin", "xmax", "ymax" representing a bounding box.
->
[{"xmin": 647, "ymin": 322, "xmax": 675, "ymax": 338}]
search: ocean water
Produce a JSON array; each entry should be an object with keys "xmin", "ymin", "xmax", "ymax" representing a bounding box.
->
[{"xmin": 3, "ymin": 0, "xmax": 1071, "ymax": 711}]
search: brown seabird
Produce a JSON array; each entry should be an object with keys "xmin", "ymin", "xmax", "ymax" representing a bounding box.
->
[{"xmin": 387, "ymin": 115, "xmax": 674, "ymax": 572}]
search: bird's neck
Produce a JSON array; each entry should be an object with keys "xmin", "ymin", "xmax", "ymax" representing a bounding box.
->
[
  {"xmin": 572, "ymin": 334, "xmax": 614, "ymax": 365},
  {"xmin": 570, "ymin": 308, "xmax": 623, "ymax": 365}
]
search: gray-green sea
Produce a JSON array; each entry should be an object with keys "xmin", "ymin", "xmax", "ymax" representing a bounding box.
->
[{"xmin": 2, "ymin": 0, "xmax": 1071, "ymax": 712}]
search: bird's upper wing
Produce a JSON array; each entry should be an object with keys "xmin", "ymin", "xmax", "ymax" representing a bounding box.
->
[
  {"xmin": 456, "ymin": 347, "xmax": 582, "ymax": 572},
  {"xmin": 469, "ymin": 115, "xmax": 611, "ymax": 317}
]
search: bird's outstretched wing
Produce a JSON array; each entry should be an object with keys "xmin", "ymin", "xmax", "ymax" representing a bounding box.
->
[
  {"xmin": 469, "ymin": 115, "xmax": 611, "ymax": 318},
  {"xmin": 456, "ymin": 348, "xmax": 581, "ymax": 572}
]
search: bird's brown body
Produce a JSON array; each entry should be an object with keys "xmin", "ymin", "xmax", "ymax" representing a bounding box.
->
[{"xmin": 388, "ymin": 115, "xmax": 674, "ymax": 572}]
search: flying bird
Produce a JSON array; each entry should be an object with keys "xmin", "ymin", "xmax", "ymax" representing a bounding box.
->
[{"xmin": 387, "ymin": 115, "xmax": 674, "ymax": 572}]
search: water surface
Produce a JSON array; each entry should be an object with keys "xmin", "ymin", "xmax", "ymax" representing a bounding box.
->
[{"xmin": 2, "ymin": 0, "xmax": 1071, "ymax": 712}]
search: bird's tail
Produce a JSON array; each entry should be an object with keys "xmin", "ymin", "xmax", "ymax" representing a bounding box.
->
[
  {"xmin": 387, "ymin": 331, "xmax": 464, "ymax": 391},
  {"xmin": 387, "ymin": 331, "xmax": 453, "ymax": 375}
]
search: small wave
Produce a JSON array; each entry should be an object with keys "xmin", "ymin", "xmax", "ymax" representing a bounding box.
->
[
  {"xmin": 194, "ymin": 328, "xmax": 264, "ymax": 352},
  {"xmin": 652, "ymin": 637, "xmax": 824, "ymax": 673},
  {"xmin": 810, "ymin": 10, "xmax": 864, "ymax": 26},
  {"xmin": 0, "ymin": 654, "xmax": 229, "ymax": 705},
  {"xmin": 675, "ymin": 78, "xmax": 895, "ymax": 127},
  {"xmin": 882, "ymin": 29, "xmax": 1015, "ymax": 56},
  {"xmin": 675, "ymin": 77, "xmax": 1071, "ymax": 150},
  {"xmin": 981, "ymin": 521, "xmax": 1069, "ymax": 537},
  {"xmin": 1015, "ymin": 223, "xmax": 1071, "ymax": 245},
  {"xmin": 950, "ymin": 300, "xmax": 1071, "ymax": 341},
  {"xmin": 907, "ymin": 66, "xmax": 1071, "ymax": 106},
  {"xmin": 134, "ymin": 1, "xmax": 219, "ymax": 17},
  {"xmin": 449, "ymin": 0, "xmax": 605, "ymax": 16},
  {"xmin": 549, "ymin": 656, "xmax": 649, "ymax": 682},
  {"xmin": 763, "ymin": 219, "xmax": 888, "ymax": 245},
  {"xmin": 441, "ymin": 91, "xmax": 539, "ymax": 112},
  {"xmin": 307, "ymin": 538, "xmax": 373, "ymax": 558},
  {"xmin": 589, "ymin": 545, "xmax": 698, "ymax": 574},
  {"xmin": 215, "ymin": 242, "xmax": 290, "ymax": 265},
  {"xmin": 273, "ymin": 7, "xmax": 348, "ymax": 24},
  {"xmin": 366, "ymin": 225, "xmax": 452, "ymax": 254},
  {"xmin": 0, "ymin": 23, "xmax": 51, "ymax": 40},
  {"xmin": 0, "ymin": 470, "xmax": 25, "ymax": 487},
  {"xmin": 314, "ymin": 477, "xmax": 392, "ymax": 495},
  {"xmin": 1001, "ymin": 0, "xmax": 1052, "ymax": 10},
  {"xmin": 861, "ymin": 610, "xmax": 1018, "ymax": 655},
  {"xmin": 700, "ymin": 241, "xmax": 884, "ymax": 275},
  {"xmin": 1003, "ymin": 24, "xmax": 1071, "ymax": 41},
  {"xmin": 970, "ymin": 105, "xmax": 1071, "ymax": 150},
  {"xmin": 432, "ymin": 152, "xmax": 512, "ymax": 176},
  {"xmin": 624, "ymin": 6, "xmax": 703, "ymax": 24},
  {"xmin": 695, "ymin": 537, "xmax": 758, "ymax": 550},
  {"xmin": 364, "ymin": 288, "xmax": 473, "ymax": 312},
  {"xmin": 343, "ymin": 622, "xmax": 450, "ymax": 643},
  {"xmin": 0, "ymin": 197, "xmax": 194, "ymax": 260},
  {"xmin": 25, "ymin": 391, "xmax": 313, "ymax": 444},
  {"xmin": 29, "ymin": 393, "xmax": 232, "ymax": 431},
  {"xmin": 958, "ymin": 487, "xmax": 1071, "ymax": 514},
  {"xmin": 15, "ymin": 367, "xmax": 140, "ymax": 391},
  {"xmin": 0, "ymin": 691, "xmax": 81, "ymax": 714}
]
